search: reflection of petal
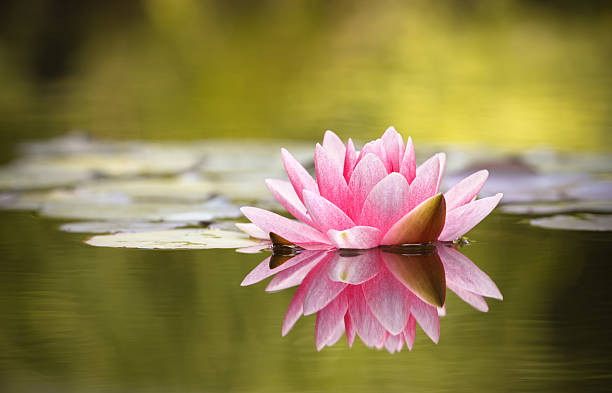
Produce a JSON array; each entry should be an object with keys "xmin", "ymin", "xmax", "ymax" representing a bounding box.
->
[
  {"xmin": 241, "ymin": 250, "xmax": 321, "ymax": 286},
  {"xmin": 327, "ymin": 249, "xmax": 381, "ymax": 284},
  {"xmin": 410, "ymin": 294, "xmax": 440, "ymax": 344},
  {"xmin": 362, "ymin": 267, "xmax": 411, "ymax": 335},
  {"xmin": 344, "ymin": 313, "xmax": 356, "ymax": 347},
  {"xmin": 304, "ymin": 258, "xmax": 348, "ymax": 315},
  {"xmin": 448, "ymin": 283, "xmax": 489, "ymax": 312},
  {"xmin": 266, "ymin": 252, "xmax": 329, "ymax": 292},
  {"xmin": 282, "ymin": 261, "xmax": 321, "ymax": 336},
  {"xmin": 315, "ymin": 291, "xmax": 348, "ymax": 351},
  {"xmin": 382, "ymin": 250, "xmax": 446, "ymax": 308},
  {"xmin": 437, "ymin": 244, "xmax": 503, "ymax": 300},
  {"xmin": 347, "ymin": 286, "xmax": 387, "ymax": 348},
  {"xmin": 403, "ymin": 315, "xmax": 416, "ymax": 351}
]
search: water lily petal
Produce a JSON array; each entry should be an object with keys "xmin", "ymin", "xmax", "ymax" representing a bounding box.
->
[
  {"xmin": 444, "ymin": 170, "xmax": 489, "ymax": 211},
  {"xmin": 384, "ymin": 333, "xmax": 403, "ymax": 354},
  {"xmin": 408, "ymin": 153, "xmax": 442, "ymax": 210},
  {"xmin": 327, "ymin": 226, "xmax": 381, "ymax": 250},
  {"xmin": 235, "ymin": 223, "xmax": 268, "ymax": 239},
  {"xmin": 315, "ymin": 291, "xmax": 348, "ymax": 351},
  {"xmin": 358, "ymin": 139, "xmax": 392, "ymax": 173},
  {"xmin": 438, "ymin": 193, "xmax": 503, "ymax": 241},
  {"xmin": 241, "ymin": 206, "xmax": 330, "ymax": 245},
  {"xmin": 322, "ymin": 130, "xmax": 346, "ymax": 167},
  {"xmin": 348, "ymin": 153, "xmax": 388, "ymax": 219},
  {"xmin": 359, "ymin": 173, "xmax": 410, "ymax": 234},
  {"xmin": 265, "ymin": 179, "xmax": 314, "ymax": 226},
  {"xmin": 381, "ymin": 193, "xmax": 446, "ymax": 245},
  {"xmin": 281, "ymin": 148, "xmax": 319, "ymax": 201},
  {"xmin": 436, "ymin": 244, "xmax": 503, "ymax": 299},
  {"xmin": 400, "ymin": 136, "xmax": 416, "ymax": 184},
  {"xmin": 303, "ymin": 190, "xmax": 355, "ymax": 233},
  {"xmin": 362, "ymin": 267, "xmax": 411, "ymax": 335},
  {"xmin": 315, "ymin": 144, "xmax": 351, "ymax": 213},
  {"xmin": 343, "ymin": 138, "xmax": 357, "ymax": 183},
  {"xmin": 381, "ymin": 126, "xmax": 404, "ymax": 173}
]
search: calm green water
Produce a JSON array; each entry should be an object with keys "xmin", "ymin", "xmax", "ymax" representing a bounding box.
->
[{"xmin": 1, "ymin": 209, "xmax": 611, "ymax": 392}]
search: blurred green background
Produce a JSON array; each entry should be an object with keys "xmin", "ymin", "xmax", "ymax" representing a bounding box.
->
[{"xmin": 1, "ymin": 0, "xmax": 611, "ymax": 159}]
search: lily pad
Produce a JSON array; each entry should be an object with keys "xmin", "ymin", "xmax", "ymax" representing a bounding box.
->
[
  {"xmin": 59, "ymin": 221, "xmax": 192, "ymax": 234},
  {"xmin": 529, "ymin": 214, "xmax": 612, "ymax": 231},
  {"xmin": 86, "ymin": 228, "xmax": 260, "ymax": 249},
  {"xmin": 501, "ymin": 200, "xmax": 612, "ymax": 215}
]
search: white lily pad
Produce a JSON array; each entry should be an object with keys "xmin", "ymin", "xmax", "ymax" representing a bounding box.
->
[
  {"xmin": 529, "ymin": 214, "xmax": 612, "ymax": 231},
  {"xmin": 85, "ymin": 228, "xmax": 260, "ymax": 249},
  {"xmin": 501, "ymin": 200, "xmax": 612, "ymax": 215},
  {"xmin": 60, "ymin": 221, "xmax": 192, "ymax": 234}
]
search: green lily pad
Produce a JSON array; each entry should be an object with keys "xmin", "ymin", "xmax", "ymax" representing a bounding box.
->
[
  {"xmin": 529, "ymin": 214, "xmax": 612, "ymax": 231},
  {"xmin": 85, "ymin": 228, "xmax": 259, "ymax": 249},
  {"xmin": 59, "ymin": 221, "xmax": 192, "ymax": 234}
]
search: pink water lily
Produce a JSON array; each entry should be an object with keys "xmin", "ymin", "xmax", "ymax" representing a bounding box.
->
[{"xmin": 238, "ymin": 127, "xmax": 502, "ymax": 249}]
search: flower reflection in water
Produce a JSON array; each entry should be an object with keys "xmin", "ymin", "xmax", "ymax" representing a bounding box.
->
[{"xmin": 241, "ymin": 244, "xmax": 502, "ymax": 353}]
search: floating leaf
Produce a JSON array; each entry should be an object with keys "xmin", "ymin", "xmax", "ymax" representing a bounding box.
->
[
  {"xmin": 86, "ymin": 228, "xmax": 259, "ymax": 249},
  {"xmin": 502, "ymin": 200, "xmax": 612, "ymax": 215},
  {"xmin": 529, "ymin": 214, "xmax": 612, "ymax": 232},
  {"xmin": 59, "ymin": 221, "xmax": 192, "ymax": 234}
]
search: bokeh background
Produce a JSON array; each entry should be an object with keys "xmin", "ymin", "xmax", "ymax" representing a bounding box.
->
[
  {"xmin": 1, "ymin": 0, "xmax": 611, "ymax": 159},
  {"xmin": 1, "ymin": 1, "xmax": 612, "ymax": 393}
]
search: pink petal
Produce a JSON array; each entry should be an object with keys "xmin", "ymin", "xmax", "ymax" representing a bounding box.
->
[
  {"xmin": 438, "ymin": 304, "xmax": 446, "ymax": 317},
  {"xmin": 241, "ymin": 251, "xmax": 320, "ymax": 287},
  {"xmin": 448, "ymin": 283, "xmax": 489, "ymax": 312},
  {"xmin": 381, "ymin": 193, "xmax": 446, "ymax": 245},
  {"xmin": 325, "ymin": 322, "xmax": 346, "ymax": 348},
  {"xmin": 403, "ymin": 315, "xmax": 416, "ymax": 351},
  {"xmin": 438, "ymin": 193, "xmax": 503, "ymax": 241},
  {"xmin": 265, "ymin": 251, "xmax": 331, "ymax": 292},
  {"xmin": 315, "ymin": 144, "xmax": 351, "ymax": 213},
  {"xmin": 343, "ymin": 138, "xmax": 357, "ymax": 183},
  {"xmin": 358, "ymin": 139, "xmax": 392, "ymax": 173},
  {"xmin": 410, "ymin": 294, "xmax": 440, "ymax": 343},
  {"xmin": 436, "ymin": 244, "xmax": 503, "ymax": 299},
  {"xmin": 327, "ymin": 248, "xmax": 381, "ymax": 284},
  {"xmin": 347, "ymin": 286, "xmax": 387, "ymax": 348},
  {"xmin": 315, "ymin": 291, "xmax": 348, "ymax": 351},
  {"xmin": 362, "ymin": 267, "xmax": 411, "ymax": 335},
  {"xmin": 302, "ymin": 190, "xmax": 355, "ymax": 233},
  {"xmin": 282, "ymin": 261, "xmax": 322, "ymax": 336},
  {"xmin": 359, "ymin": 173, "xmax": 410, "ymax": 234},
  {"xmin": 407, "ymin": 153, "xmax": 442, "ymax": 211},
  {"xmin": 384, "ymin": 333, "xmax": 403, "ymax": 354},
  {"xmin": 235, "ymin": 223, "xmax": 268, "ymax": 239},
  {"xmin": 381, "ymin": 126, "xmax": 404, "ymax": 173},
  {"xmin": 281, "ymin": 148, "xmax": 319, "ymax": 202},
  {"xmin": 322, "ymin": 130, "xmax": 346, "ymax": 167},
  {"xmin": 444, "ymin": 170, "xmax": 489, "ymax": 211},
  {"xmin": 345, "ymin": 313, "xmax": 356, "ymax": 347},
  {"xmin": 399, "ymin": 136, "xmax": 416, "ymax": 184},
  {"xmin": 265, "ymin": 179, "xmax": 314, "ymax": 226},
  {"xmin": 241, "ymin": 206, "xmax": 330, "ymax": 245},
  {"xmin": 348, "ymin": 153, "xmax": 388, "ymax": 219},
  {"xmin": 327, "ymin": 226, "xmax": 381, "ymax": 249},
  {"xmin": 303, "ymin": 258, "xmax": 348, "ymax": 315}
]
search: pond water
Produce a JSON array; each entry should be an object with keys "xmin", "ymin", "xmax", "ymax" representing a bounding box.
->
[{"xmin": 0, "ymin": 135, "xmax": 611, "ymax": 393}]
